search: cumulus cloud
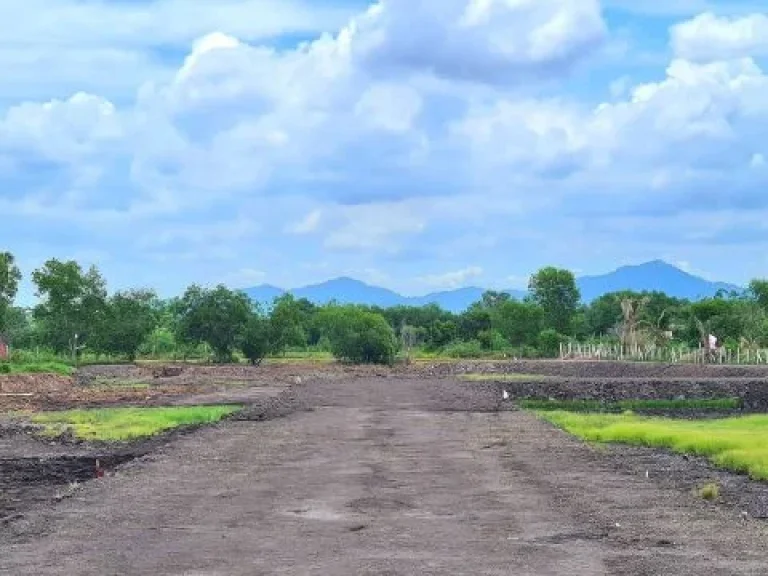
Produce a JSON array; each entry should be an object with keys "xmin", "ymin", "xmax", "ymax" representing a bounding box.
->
[
  {"xmin": 671, "ymin": 12, "xmax": 768, "ymax": 61},
  {"xmin": 4, "ymin": 1, "xmax": 768, "ymax": 295},
  {"xmin": 352, "ymin": 0, "xmax": 606, "ymax": 84},
  {"xmin": 419, "ymin": 266, "xmax": 484, "ymax": 288}
]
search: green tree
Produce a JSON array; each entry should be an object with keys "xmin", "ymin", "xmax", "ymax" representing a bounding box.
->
[
  {"xmin": 176, "ymin": 285, "xmax": 252, "ymax": 362},
  {"xmin": 240, "ymin": 312, "xmax": 271, "ymax": 365},
  {"xmin": 491, "ymin": 299, "xmax": 543, "ymax": 347},
  {"xmin": 0, "ymin": 252, "xmax": 22, "ymax": 336},
  {"xmin": 268, "ymin": 294, "xmax": 309, "ymax": 354},
  {"xmin": 457, "ymin": 303, "xmax": 492, "ymax": 341},
  {"xmin": 528, "ymin": 267, "xmax": 580, "ymax": 335},
  {"xmin": 318, "ymin": 305, "xmax": 397, "ymax": 364},
  {"xmin": 748, "ymin": 279, "xmax": 768, "ymax": 310},
  {"xmin": 97, "ymin": 289, "xmax": 158, "ymax": 360},
  {"xmin": 31, "ymin": 259, "xmax": 108, "ymax": 354}
]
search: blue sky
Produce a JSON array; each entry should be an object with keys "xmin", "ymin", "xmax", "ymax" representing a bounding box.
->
[{"xmin": 3, "ymin": 0, "xmax": 768, "ymax": 303}]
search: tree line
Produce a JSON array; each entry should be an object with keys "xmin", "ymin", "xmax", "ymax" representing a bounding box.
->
[{"xmin": 2, "ymin": 251, "xmax": 768, "ymax": 365}]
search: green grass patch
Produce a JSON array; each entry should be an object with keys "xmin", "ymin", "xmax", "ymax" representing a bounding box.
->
[
  {"xmin": 462, "ymin": 373, "xmax": 550, "ymax": 382},
  {"xmin": 30, "ymin": 405, "xmax": 241, "ymax": 442},
  {"xmin": 521, "ymin": 397, "xmax": 742, "ymax": 413},
  {"xmin": 539, "ymin": 411, "xmax": 768, "ymax": 480},
  {"xmin": 698, "ymin": 482, "xmax": 721, "ymax": 501},
  {"xmin": 90, "ymin": 379, "xmax": 150, "ymax": 390},
  {"xmin": 0, "ymin": 361, "xmax": 74, "ymax": 376}
]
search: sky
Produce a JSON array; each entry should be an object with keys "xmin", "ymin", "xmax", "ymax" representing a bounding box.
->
[{"xmin": 3, "ymin": 0, "xmax": 768, "ymax": 303}]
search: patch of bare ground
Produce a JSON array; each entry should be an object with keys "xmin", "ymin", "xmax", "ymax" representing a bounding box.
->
[{"xmin": 1, "ymin": 375, "xmax": 767, "ymax": 575}]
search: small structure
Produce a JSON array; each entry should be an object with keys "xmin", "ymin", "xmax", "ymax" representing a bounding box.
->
[{"xmin": 0, "ymin": 336, "xmax": 8, "ymax": 360}]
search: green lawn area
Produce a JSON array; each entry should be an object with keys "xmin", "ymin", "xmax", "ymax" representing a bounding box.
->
[
  {"xmin": 540, "ymin": 411, "xmax": 768, "ymax": 480},
  {"xmin": 0, "ymin": 361, "xmax": 74, "ymax": 376},
  {"xmin": 521, "ymin": 397, "xmax": 742, "ymax": 413},
  {"xmin": 30, "ymin": 405, "xmax": 241, "ymax": 441}
]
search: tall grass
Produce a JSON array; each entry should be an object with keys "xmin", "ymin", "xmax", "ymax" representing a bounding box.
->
[
  {"xmin": 541, "ymin": 411, "xmax": 768, "ymax": 480},
  {"xmin": 30, "ymin": 405, "xmax": 241, "ymax": 441}
]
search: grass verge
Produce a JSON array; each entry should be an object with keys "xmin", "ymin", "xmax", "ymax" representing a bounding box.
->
[
  {"xmin": 521, "ymin": 397, "xmax": 742, "ymax": 413},
  {"xmin": 540, "ymin": 411, "xmax": 768, "ymax": 480},
  {"xmin": 0, "ymin": 361, "xmax": 74, "ymax": 376},
  {"xmin": 29, "ymin": 405, "xmax": 241, "ymax": 441}
]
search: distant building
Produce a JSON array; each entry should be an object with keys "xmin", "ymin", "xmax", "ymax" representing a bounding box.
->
[{"xmin": 0, "ymin": 337, "xmax": 8, "ymax": 360}]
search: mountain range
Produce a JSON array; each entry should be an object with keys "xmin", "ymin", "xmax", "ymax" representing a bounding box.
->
[{"xmin": 242, "ymin": 260, "xmax": 742, "ymax": 313}]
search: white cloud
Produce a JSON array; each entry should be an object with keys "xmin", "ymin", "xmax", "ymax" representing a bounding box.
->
[
  {"xmin": 671, "ymin": 12, "xmax": 768, "ymax": 62},
  {"xmin": 420, "ymin": 266, "xmax": 484, "ymax": 288},
  {"xmin": 6, "ymin": 2, "xmax": 768, "ymax": 296},
  {"xmin": 288, "ymin": 209, "xmax": 323, "ymax": 234},
  {"xmin": 353, "ymin": 0, "xmax": 606, "ymax": 84},
  {"xmin": 324, "ymin": 202, "xmax": 427, "ymax": 251}
]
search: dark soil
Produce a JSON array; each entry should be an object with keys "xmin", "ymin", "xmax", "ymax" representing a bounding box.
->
[{"xmin": 2, "ymin": 372, "xmax": 768, "ymax": 574}]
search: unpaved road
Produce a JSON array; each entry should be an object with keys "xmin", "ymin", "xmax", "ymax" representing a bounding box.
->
[{"xmin": 3, "ymin": 378, "xmax": 767, "ymax": 575}]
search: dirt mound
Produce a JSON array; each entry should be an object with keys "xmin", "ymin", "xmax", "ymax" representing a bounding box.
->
[
  {"xmin": 424, "ymin": 360, "xmax": 768, "ymax": 379},
  {"xmin": 0, "ymin": 374, "xmax": 73, "ymax": 394}
]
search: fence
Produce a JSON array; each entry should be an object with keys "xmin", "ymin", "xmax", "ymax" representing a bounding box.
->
[{"xmin": 559, "ymin": 342, "xmax": 768, "ymax": 365}]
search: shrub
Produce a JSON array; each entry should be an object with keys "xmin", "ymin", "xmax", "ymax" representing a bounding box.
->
[
  {"xmin": 698, "ymin": 482, "xmax": 720, "ymax": 501},
  {"xmin": 538, "ymin": 329, "xmax": 566, "ymax": 358},
  {"xmin": 321, "ymin": 306, "xmax": 397, "ymax": 365},
  {"xmin": 442, "ymin": 340, "xmax": 485, "ymax": 358}
]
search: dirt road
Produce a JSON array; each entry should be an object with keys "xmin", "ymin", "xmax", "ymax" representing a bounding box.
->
[{"xmin": 3, "ymin": 377, "xmax": 767, "ymax": 575}]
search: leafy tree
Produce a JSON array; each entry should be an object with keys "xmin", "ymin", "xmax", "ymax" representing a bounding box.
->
[
  {"xmin": 426, "ymin": 319, "xmax": 457, "ymax": 349},
  {"xmin": 0, "ymin": 252, "xmax": 22, "ymax": 336},
  {"xmin": 3, "ymin": 307, "xmax": 35, "ymax": 348},
  {"xmin": 481, "ymin": 290, "xmax": 511, "ymax": 309},
  {"xmin": 318, "ymin": 305, "xmax": 397, "ymax": 364},
  {"xmin": 528, "ymin": 267, "xmax": 580, "ymax": 335},
  {"xmin": 31, "ymin": 259, "xmax": 108, "ymax": 354},
  {"xmin": 176, "ymin": 285, "xmax": 252, "ymax": 362},
  {"xmin": 457, "ymin": 303, "xmax": 492, "ymax": 341},
  {"xmin": 491, "ymin": 299, "xmax": 543, "ymax": 347},
  {"xmin": 748, "ymin": 279, "xmax": 768, "ymax": 310},
  {"xmin": 268, "ymin": 294, "xmax": 309, "ymax": 354},
  {"xmin": 140, "ymin": 327, "xmax": 177, "ymax": 358},
  {"xmin": 97, "ymin": 289, "xmax": 158, "ymax": 360},
  {"xmin": 240, "ymin": 312, "xmax": 271, "ymax": 365}
]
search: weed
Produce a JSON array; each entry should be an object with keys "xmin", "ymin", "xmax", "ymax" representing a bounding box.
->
[{"xmin": 698, "ymin": 482, "xmax": 721, "ymax": 501}]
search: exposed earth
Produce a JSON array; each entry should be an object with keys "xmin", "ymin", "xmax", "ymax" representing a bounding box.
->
[{"xmin": 2, "ymin": 361, "xmax": 768, "ymax": 574}]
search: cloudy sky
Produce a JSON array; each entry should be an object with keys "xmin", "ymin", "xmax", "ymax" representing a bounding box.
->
[{"xmin": 3, "ymin": 0, "xmax": 768, "ymax": 302}]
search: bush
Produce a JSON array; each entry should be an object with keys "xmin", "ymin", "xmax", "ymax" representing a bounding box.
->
[
  {"xmin": 321, "ymin": 306, "xmax": 397, "ymax": 365},
  {"xmin": 442, "ymin": 340, "xmax": 485, "ymax": 358},
  {"xmin": 538, "ymin": 329, "xmax": 566, "ymax": 358},
  {"xmin": 0, "ymin": 363, "xmax": 10, "ymax": 374}
]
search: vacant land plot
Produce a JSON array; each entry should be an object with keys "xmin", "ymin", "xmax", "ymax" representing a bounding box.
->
[{"xmin": 2, "ymin": 360, "xmax": 768, "ymax": 574}]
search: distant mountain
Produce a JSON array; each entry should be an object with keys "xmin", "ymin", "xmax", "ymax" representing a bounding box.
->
[
  {"xmin": 241, "ymin": 260, "xmax": 742, "ymax": 312},
  {"xmin": 576, "ymin": 260, "xmax": 741, "ymax": 302}
]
